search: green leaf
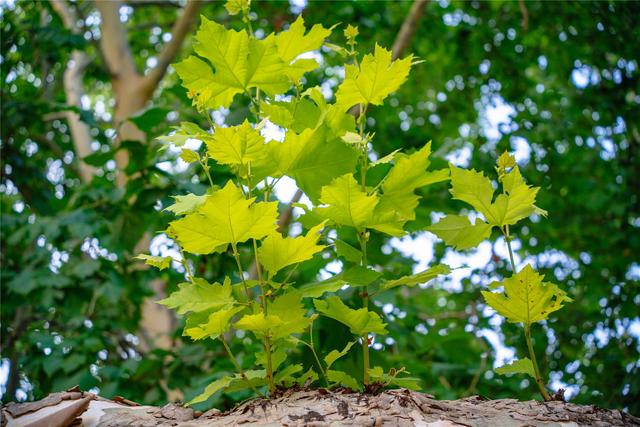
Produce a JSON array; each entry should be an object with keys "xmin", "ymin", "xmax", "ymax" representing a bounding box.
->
[
  {"xmin": 315, "ymin": 174, "xmax": 378, "ymax": 229},
  {"xmin": 324, "ymin": 341, "xmax": 356, "ymax": 369},
  {"xmin": 380, "ymin": 264, "xmax": 450, "ymax": 290},
  {"xmin": 492, "ymin": 166, "xmax": 543, "ymax": 226},
  {"xmin": 188, "ymin": 370, "xmax": 266, "ymax": 405},
  {"xmin": 171, "ymin": 181, "xmax": 278, "ymax": 254},
  {"xmin": 235, "ymin": 313, "xmax": 284, "ymax": 337},
  {"xmin": 206, "ymin": 120, "xmax": 266, "ymax": 171},
  {"xmin": 275, "ymin": 15, "xmax": 331, "ymax": 65},
  {"xmin": 129, "ymin": 107, "xmax": 168, "ymax": 133},
  {"xmin": 268, "ymin": 291, "xmax": 312, "ymax": 340},
  {"xmin": 224, "ymin": 0, "xmax": 248, "ymax": 15},
  {"xmin": 449, "ymin": 165, "xmax": 498, "ymax": 224},
  {"xmin": 495, "ymin": 358, "xmax": 535, "ymax": 378},
  {"xmin": 266, "ymin": 128, "xmax": 359, "ymax": 202},
  {"xmin": 334, "ymin": 239, "xmax": 362, "ymax": 263},
  {"xmin": 314, "ymin": 296, "xmax": 387, "ymax": 335},
  {"xmin": 164, "ymin": 193, "xmax": 208, "ymax": 216},
  {"xmin": 157, "ymin": 277, "xmax": 234, "ymax": 315},
  {"xmin": 188, "ymin": 376, "xmax": 233, "ymax": 405},
  {"xmin": 179, "ymin": 149, "xmax": 200, "ymax": 163},
  {"xmin": 258, "ymin": 222, "xmax": 326, "ymax": 275},
  {"xmin": 177, "ymin": 17, "xmax": 329, "ymax": 109},
  {"xmin": 481, "ymin": 264, "xmax": 572, "ymax": 325},
  {"xmin": 135, "ymin": 254, "xmax": 172, "ymax": 271},
  {"xmin": 274, "ymin": 364, "xmax": 303, "ymax": 386},
  {"xmin": 299, "ymin": 266, "xmax": 381, "ymax": 298},
  {"xmin": 326, "ymin": 369, "xmax": 361, "ymax": 391},
  {"xmin": 368, "ymin": 367, "xmax": 421, "ymax": 390},
  {"xmin": 184, "ymin": 306, "xmax": 244, "ymax": 340},
  {"xmin": 335, "ymin": 44, "xmax": 412, "ymax": 110},
  {"xmin": 426, "ymin": 215, "xmax": 493, "ymax": 250},
  {"xmin": 369, "ymin": 143, "xmax": 449, "ymax": 235}
]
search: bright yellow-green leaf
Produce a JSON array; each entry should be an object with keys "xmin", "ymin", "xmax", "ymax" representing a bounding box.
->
[
  {"xmin": 327, "ymin": 369, "xmax": 360, "ymax": 391},
  {"xmin": 369, "ymin": 366, "xmax": 421, "ymax": 390},
  {"xmin": 164, "ymin": 193, "xmax": 208, "ymax": 216},
  {"xmin": 449, "ymin": 165, "xmax": 499, "ymax": 224},
  {"xmin": 344, "ymin": 24, "xmax": 359, "ymax": 42},
  {"xmin": 496, "ymin": 151, "xmax": 516, "ymax": 178},
  {"xmin": 177, "ymin": 16, "xmax": 331, "ymax": 109},
  {"xmin": 314, "ymin": 296, "xmax": 387, "ymax": 335},
  {"xmin": 492, "ymin": 166, "xmax": 544, "ymax": 226},
  {"xmin": 171, "ymin": 181, "xmax": 278, "ymax": 254},
  {"xmin": 324, "ymin": 341, "xmax": 356, "ymax": 369},
  {"xmin": 135, "ymin": 254, "xmax": 172, "ymax": 270},
  {"xmin": 380, "ymin": 264, "xmax": 450, "ymax": 290},
  {"xmin": 224, "ymin": 0, "xmax": 248, "ymax": 15},
  {"xmin": 335, "ymin": 44, "xmax": 412, "ymax": 110},
  {"xmin": 315, "ymin": 174, "xmax": 378, "ymax": 229},
  {"xmin": 235, "ymin": 313, "xmax": 284, "ymax": 337},
  {"xmin": 179, "ymin": 149, "xmax": 200, "ymax": 163},
  {"xmin": 299, "ymin": 266, "xmax": 381, "ymax": 298},
  {"xmin": 157, "ymin": 277, "xmax": 234, "ymax": 315},
  {"xmin": 449, "ymin": 164, "xmax": 545, "ymax": 228},
  {"xmin": 265, "ymin": 127, "xmax": 359, "ymax": 202},
  {"xmin": 184, "ymin": 306, "xmax": 244, "ymax": 340},
  {"xmin": 426, "ymin": 215, "xmax": 493, "ymax": 250},
  {"xmin": 275, "ymin": 16, "xmax": 330, "ymax": 65},
  {"xmin": 369, "ymin": 143, "xmax": 450, "ymax": 235},
  {"xmin": 269, "ymin": 291, "xmax": 312, "ymax": 340},
  {"xmin": 481, "ymin": 264, "xmax": 572, "ymax": 325},
  {"xmin": 258, "ymin": 223, "xmax": 326, "ymax": 275},
  {"xmin": 495, "ymin": 358, "xmax": 535, "ymax": 378},
  {"xmin": 206, "ymin": 121, "xmax": 265, "ymax": 170}
]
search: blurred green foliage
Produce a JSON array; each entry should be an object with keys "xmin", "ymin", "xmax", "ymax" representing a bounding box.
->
[{"xmin": 1, "ymin": 0, "xmax": 638, "ymax": 415}]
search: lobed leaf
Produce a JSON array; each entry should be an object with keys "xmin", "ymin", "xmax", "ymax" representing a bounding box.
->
[{"xmin": 481, "ymin": 264, "xmax": 572, "ymax": 325}]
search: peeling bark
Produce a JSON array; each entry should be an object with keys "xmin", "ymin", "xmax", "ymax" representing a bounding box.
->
[{"xmin": 3, "ymin": 388, "xmax": 638, "ymax": 427}]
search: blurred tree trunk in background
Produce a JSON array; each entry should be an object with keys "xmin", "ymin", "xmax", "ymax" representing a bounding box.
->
[{"xmin": 52, "ymin": 0, "xmax": 202, "ymax": 351}]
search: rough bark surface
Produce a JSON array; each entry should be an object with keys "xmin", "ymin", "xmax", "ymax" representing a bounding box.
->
[{"xmin": 3, "ymin": 388, "xmax": 638, "ymax": 427}]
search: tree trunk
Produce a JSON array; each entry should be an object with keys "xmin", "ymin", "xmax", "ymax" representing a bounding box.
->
[{"xmin": 3, "ymin": 388, "xmax": 638, "ymax": 427}]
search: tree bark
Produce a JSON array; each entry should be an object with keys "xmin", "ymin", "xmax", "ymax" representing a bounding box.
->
[{"xmin": 3, "ymin": 388, "xmax": 638, "ymax": 427}]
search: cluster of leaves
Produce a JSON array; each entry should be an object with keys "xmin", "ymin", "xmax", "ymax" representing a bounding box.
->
[
  {"xmin": 141, "ymin": 2, "xmax": 570, "ymax": 403},
  {"xmin": 428, "ymin": 153, "xmax": 572, "ymax": 400},
  {"xmin": 140, "ymin": 2, "xmax": 452, "ymax": 401}
]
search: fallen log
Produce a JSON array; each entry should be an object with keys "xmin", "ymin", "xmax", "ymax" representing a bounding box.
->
[{"xmin": 2, "ymin": 387, "xmax": 638, "ymax": 427}]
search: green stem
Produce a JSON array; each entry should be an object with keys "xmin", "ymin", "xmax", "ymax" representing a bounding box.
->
[
  {"xmin": 524, "ymin": 325, "xmax": 551, "ymax": 401},
  {"xmin": 231, "ymin": 244, "xmax": 251, "ymax": 300},
  {"xmin": 503, "ymin": 225, "xmax": 517, "ymax": 273},
  {"xmin": 252, "ymin": 238, "xmax": 275, "ymax": 395},
  {"xmin": 220, "ymin": 337, "xmax": 265, "ymax": 398},
  {"xmin": 308, "ymin": 321, "xmax": 329, "ymax": 386},
  {"xmin": 200, "ymin": 157, "xmax": 215, "ymax": 189},
  {"xmin": 358, "ymin": 230, "xmax": 370, "ymax": 385},
  {"xmin": 179, "ymin": 248, "xmax": 195, "ymax": 284}
]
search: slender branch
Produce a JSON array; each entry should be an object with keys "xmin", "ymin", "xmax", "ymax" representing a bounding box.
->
[
  {"xmin": 518, "ymin": 0, "xmax": 529, "ymax": 32},
  {"xmin": 391, "ymin": 0, "xmax": 430, "ymax": 60},
  {"xmin": 503, "ymin": 226, "xmax": 517, "ymax": 273},
  {"xmin": 50, "ymin": 0, "xmax": 96, "ymax": 182},
  {"xmin": 143, "ymin": 0, "xmax": 202, "ymax": 93},
  {"xmin": 95, "ymin": 0, "xmax": 138, "ymax": 79}
]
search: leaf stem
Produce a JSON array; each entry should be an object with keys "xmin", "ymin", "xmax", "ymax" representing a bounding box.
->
[
  {"xmin": 220, "ymin": 337, "xmax": 265, "ymax": 397},
  {"xmin": 179, "ymin": 248, "xmax": 195, "ymax": 284},
  {"xmin": 231, "ymin": 244, "xmax": 251, "ymax": 300},
  {"xmin": 308, "ymin": 320, "xmax": 329, "ymax": 386},
  {"xmin": 358, "ymin": 230, "xmax": 370, "ymax": 385},
  {"xmin": 502, "ymin": 225, "xmax": 517, "ymax": 273},
  {"xmin": 252, "ymin": 238, "xmax": 275, "ymax": 395},
  {"xmin": 524, "ymin": 325, "xmax": 551, "ymax": 401}
]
